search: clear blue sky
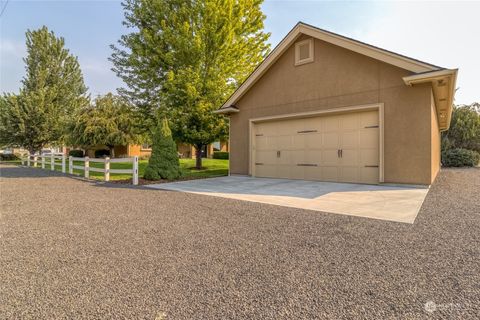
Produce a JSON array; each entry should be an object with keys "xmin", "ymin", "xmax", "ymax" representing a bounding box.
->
[{"xmin": 1, "ymin": 1, "xmax": 479, "ymax": 104}]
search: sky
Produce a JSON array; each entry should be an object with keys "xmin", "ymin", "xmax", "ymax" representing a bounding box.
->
[{"xmin": 1, "ymin": 0, "xmax": 479, "ymax": 105}]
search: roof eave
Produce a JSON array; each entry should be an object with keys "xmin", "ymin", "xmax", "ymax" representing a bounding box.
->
[{"xmin": 403, "ymin": 69, "xmax": 458, "ymax": 131}]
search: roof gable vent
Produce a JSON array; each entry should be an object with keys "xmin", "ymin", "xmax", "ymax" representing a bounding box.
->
[{"xmin": 295, "ymin": 38, "xmax": 314, "ymax": 66}]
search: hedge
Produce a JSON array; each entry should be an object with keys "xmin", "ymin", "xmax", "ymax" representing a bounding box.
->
[
  {"xmin": 442, "ymin": 148, "xmax": 480, "ymax": 167},
  {"xmin": 94, "ymin": 149, "xmax": 110, "ymax": 158},
  {"xmin": 212, "ymin": 151, "xmax": 229, "ymax": 160},
  {"xmin": 68, "ymin": 149, "xmax": 84, "ymax": 157}
]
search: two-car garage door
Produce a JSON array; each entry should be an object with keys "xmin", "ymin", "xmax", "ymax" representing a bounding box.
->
[{"xmin": 252, "ymin": 110, "xmax": 380, "ymax": 184}]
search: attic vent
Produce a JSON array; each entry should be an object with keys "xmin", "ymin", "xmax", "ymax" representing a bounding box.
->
[{"xmin": 295, "ymin": 38, "xmax": 314, "ymax": 66}]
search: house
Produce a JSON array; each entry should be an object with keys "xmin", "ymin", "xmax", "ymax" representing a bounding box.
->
[
  {"xmin": 216, "ymin": 22, "xmax": 457, "ymax": 186},
  {"xmin": 84, "ymin": 141, "xmax": 228, "ymax": 159}
]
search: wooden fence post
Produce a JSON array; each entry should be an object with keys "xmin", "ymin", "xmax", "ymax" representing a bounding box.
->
[
  {"xmin": 33, "ymin": 156, "xmax": 38, "ymax": 167},
  {"xmin": 133, "ymin": 156, "xmax": 139, "ymax": 185},
  {"xmin": 69, "ymin": 156, "xmax": 73, "ymax": 174},
  {"xmin": 41, "ymin": 156, "xmax": 45, "ymax": 169},
  {"xmin": 104, "ymin": 157, "xmax": 110, "ymax": 182},
  {"xmin": 50, "ymin": 153, "xmax": 55, "ymax": 171},
  {"xmin": 62, "ymin": 154, "xmax": 66, "ymax": 173},
  {"xmin": 84, "ymin": 156, "xmax": 89, "ymax": 179},
  {"xmin": 27, "ymin": 156, "xmax": 30, "ymax": 166}
]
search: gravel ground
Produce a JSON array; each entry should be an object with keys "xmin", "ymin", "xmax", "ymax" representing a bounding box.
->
[{"xmin": 0, "ymin": 164, "xmax": 479, "ymax": 319}]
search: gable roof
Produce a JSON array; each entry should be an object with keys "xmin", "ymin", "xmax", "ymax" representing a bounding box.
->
[{"xmin": 217, "ymin": 22, "xmax": 448, "ymax": 113}]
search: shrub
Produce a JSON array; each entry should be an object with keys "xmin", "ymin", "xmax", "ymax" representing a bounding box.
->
[
  {"xmin": 442, "ymin": 148, "xmax": 480, "ymax": 167},
  {"xmin": 94, "ymin": 149, "xmax": 110, "ymax": 158},
  {"xmin": 68, "ymin": 149, "xmax": 84, "ymax": 157},
  {"xmin": 0, "ymin": 153, "xmax": 20, "ymax": 161},
  {"xmin": 144, "ymin": 119, "xmax": 181, "ymax": 180},
  {"xmin": 212, "ymin": 151, "xmax": 229, "ymax": 160}
]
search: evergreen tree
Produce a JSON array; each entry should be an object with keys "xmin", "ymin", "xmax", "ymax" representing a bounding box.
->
[
  {"xmin": 144, "ymin": 118, "xmax": 181, "ymax": 180},
  {"xmin": 0, "ymin": 26, "xmax": 88, "ymax": 154},
  {"xmin": 111, "ymin": 0, "xmax": 270, "ymax": 168}
]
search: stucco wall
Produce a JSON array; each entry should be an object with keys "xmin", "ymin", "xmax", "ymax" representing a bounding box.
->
[
  {"xmin": 430, "ymin": 92, "xmax": 441, "ymax": 182},
  {"xmin": 229, "ymin": 35, "xmax": 436, "ymax": 185}
]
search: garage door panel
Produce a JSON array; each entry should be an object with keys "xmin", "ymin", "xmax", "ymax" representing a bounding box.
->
[
  {"xmin": 341, "ymin": 131, "xmax": 359, "ymax": 149},
  {"xmin": 322, "ymin": 166, "xmax": 339, "ymax": 181},
  {"xmin": 256, "ymin": 150, "xmax": 276, "ymax": 164},
  {"xmin": 323, "ymin": 116, "xmax": 340, "ymax": 131},
  {"xmin": 340, "ymin": 113, "xmax": 358, "ymax": 130},
  {"xmin": 255, "ymin": 136, "xmax": 269, "ymax": 150},
  {"xmin": 323, "ymin": 132, "xmax": 339, "ymax": 148},
  {"xmin": 303, "ymin": 117, "xmax": 322, "ymax": 131},
  {"xmin": 360, "ymin": 111, "xmax": 379, "ymax": 127},
  {"xmin": 304, "ymin": 133, "xmax": 322, "ymax": 149},
  {"xmin": 322, "ymin": 149, "xmax": 339, "ymax": 165},
  {"xmin": 340, "ymin": 167, "xmax": 359, "ymax": 183},
  {"xmin": 278, "ymin": 150, "xmax": 292, "ymax": 165},
  {"xmin": 276, "ymin": 165, "xmax": 292, "ymax": 179},
  {"xmin": 290, "ymin": 166, "xmax": 305, "ymax": 180},
  {"xmin": 276, "ymin": 136, "xmax": 293, "ymax": 150},
  {"xmin": 360, "ymin": 149, "xmax": 379, "ymax": 166},
  {"xmin": 305, "ymin": 150, "xmax": 322, "ymax": 164},
  {"xmin": 359, "ymin": 129, "xmax": 378, "ymax": 148},
  {"xmin": 255, "ymin": 164, "xmax": 277, "ymax": 178},
  {"xmin": 360, "ymin": 167, "xmax": 379, "ymax": 184},
  {"xmin": 292, "ymin": 150, "xmax": 306, "ymax": 164},
  {"xmin": 256, "ymin": 122, "xmax": 276, "ymax": 136},
  {"xmin": 292, "ymin": 135, "xmax": 306, "ymax": 150},
  {"xmin": 304, "ymin": 166, "xmax": 322, "ymax": 180},
  {"xmin": 253, "ymin": 109, "xmax": 379, "ymax": 184},
  {"xmin": 341, "ymin": 149, "xmax": 358, "ymax": 166}
]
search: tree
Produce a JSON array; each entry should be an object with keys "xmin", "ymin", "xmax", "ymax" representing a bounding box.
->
[
  {"xmin": 111, "ymin": 0, "xmax": 270, "ymax": 168},
  {"xmin": 67, "ymin": 93, "xmax": 140, "ymax": 158},
  {"xmin": 442, "ymin": 103, "xmax": 480, "ymax": 153},
  {"xmin": 144, "ymin": 118, "xmax": 181, "ymax": 180},
  {"xmin": 0, "ymin": 26, "xmax": 87, "ymax": 154}
]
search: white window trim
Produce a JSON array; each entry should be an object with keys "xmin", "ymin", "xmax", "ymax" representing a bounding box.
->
[{"xmin": 295, "ymin": 38, "xmax": 314, "ymax": 66}]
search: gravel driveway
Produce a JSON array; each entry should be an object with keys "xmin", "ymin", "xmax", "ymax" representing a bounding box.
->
[{"xmin": 1, "ymin": 164, "xmax": 479, "ymax": 319}]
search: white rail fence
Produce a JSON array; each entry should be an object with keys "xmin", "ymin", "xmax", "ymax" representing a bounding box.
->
[{"xmin": 22, "ymin": 153, "xmax": 139, "ymax": 185}]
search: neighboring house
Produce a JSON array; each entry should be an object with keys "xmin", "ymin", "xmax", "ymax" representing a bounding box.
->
[
  {"xmin": 216, "ymin": 22, "xmax": 457, "ymax": 186},
  {"xmin": 84, "ymin": 141, "xmax": 228, "ymax": 159}
]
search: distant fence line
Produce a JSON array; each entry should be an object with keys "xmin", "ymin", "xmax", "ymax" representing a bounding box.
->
[{"xmin": 22, "ymin": 153, "xmax": 139, "ymax": 185}]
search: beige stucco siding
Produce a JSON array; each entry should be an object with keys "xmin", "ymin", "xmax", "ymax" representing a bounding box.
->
[
  {"xmin": 430, "ymin": 92, "xmax": 441, "ymax": 182},
  {"xmin": 229, "ymin": 35, "xmax": 437, "ymax": 185}
]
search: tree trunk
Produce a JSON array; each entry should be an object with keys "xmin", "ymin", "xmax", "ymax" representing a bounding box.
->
[
  {"xmin": 108, "ymin": 145, "xmax": 115, "ymax": 158},
  {"xmin": 195, "ymin": 145, "xmax": 203, "ymax": 169}
]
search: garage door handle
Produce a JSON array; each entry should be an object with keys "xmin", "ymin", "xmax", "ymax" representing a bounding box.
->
[
  {"xmin": 338, "ymin": 149, "xmax": 343, "ymax": 158},
  {"xmin": 365, "ymin": 165, "xmax": 379, "ymax": 168},
  {"xmin": 297, "ymin": 163, "xmax": 318, "ymax": 167},
  {"xmin": 277, "ymin": 151, "xmax": 281, "ymax": 158},
  {"xmin": 365, "ymin": 125, "xmax": 379, "ymax": 128}
]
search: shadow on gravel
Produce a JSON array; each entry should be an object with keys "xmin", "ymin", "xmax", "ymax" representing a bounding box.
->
[{"xmin": 0, "ymin": 165, "xmax": 67, "ymax": 179}]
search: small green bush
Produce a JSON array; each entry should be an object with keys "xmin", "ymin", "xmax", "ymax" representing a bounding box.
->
[
  {"xmin": 212, "ymin": 151, "xmax": 229, "ymax": 160},
  {"xmin": 68, "ymin": 149, "xmax": 84, "ymax": 157},
  {"xmin": 442, "ymin": 148, "xmax": 480, "ymax": 167},
  {"xmin": 144, "ymin": 119, "xmax": 181, "ymax": 180},
  {"xmin": 0, "ymin": 153, "xmax": 20, "ymax": 161},
  {"xmin": 94, "ymin": 149, "xmax": 110, "ymax": 158}
]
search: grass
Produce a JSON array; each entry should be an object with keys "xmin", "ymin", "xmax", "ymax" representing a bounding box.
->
[{"xmin": 7, "ymin": 158, "xmax": 229, "ymax": 182}]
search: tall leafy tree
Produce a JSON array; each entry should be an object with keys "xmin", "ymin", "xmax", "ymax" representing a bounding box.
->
[
  {"xmin": 111, "ymin": 0, "xmax": 270, "ymax": 168},
  {"xmin": 442, "ymin": 103, "xmax": 480, "ymax": 153},
  {"xmin": 67, "ymin": 93, "xmax": 141, "ymax": 158},
  {"xmin": 0, "ymin": 26, "xmax": 88, "ymax": 154}
]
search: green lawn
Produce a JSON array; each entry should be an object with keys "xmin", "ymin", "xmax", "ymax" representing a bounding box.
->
[{"xmin": 7, "ymin": 158, "xmax": 229, "ymax": 182}]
